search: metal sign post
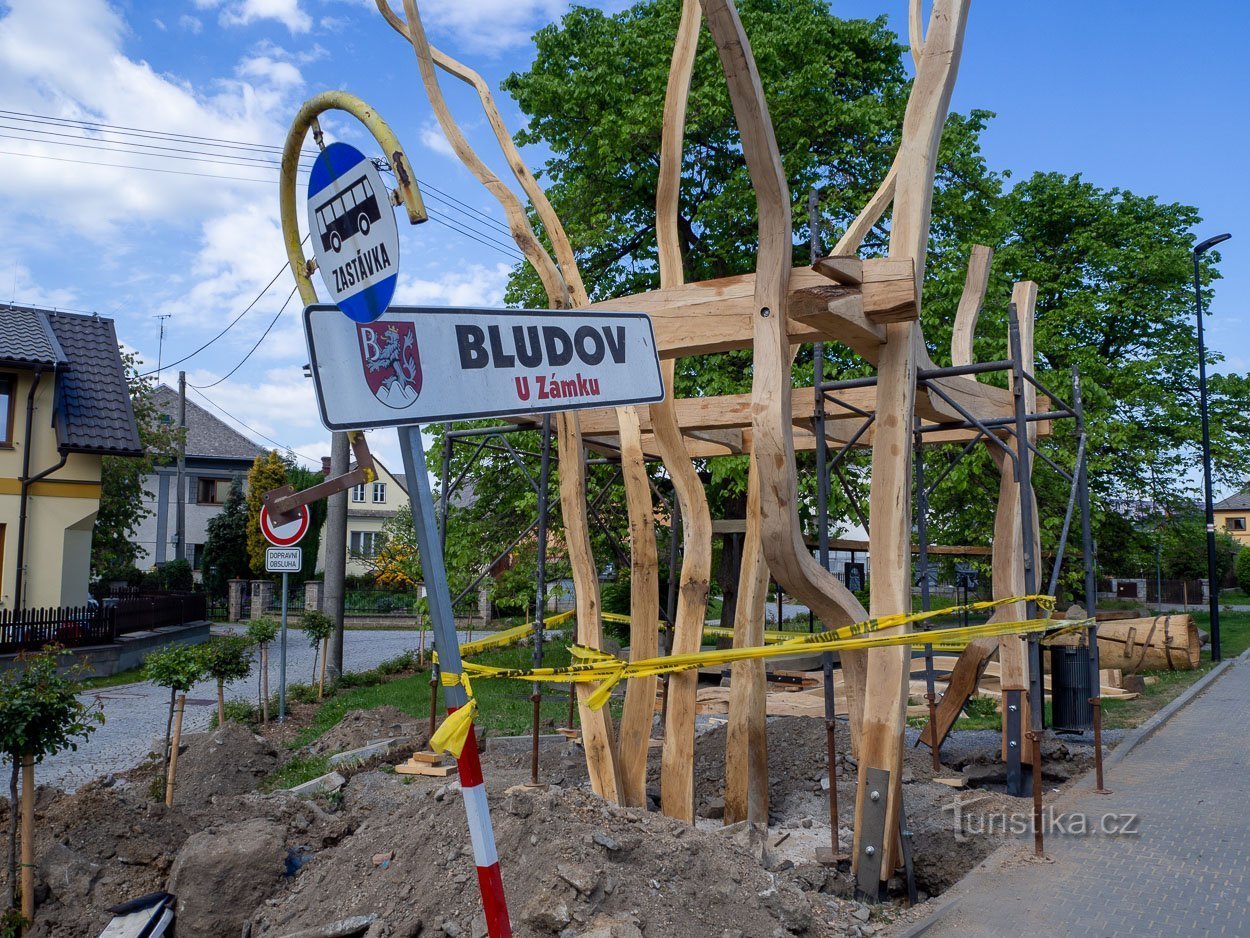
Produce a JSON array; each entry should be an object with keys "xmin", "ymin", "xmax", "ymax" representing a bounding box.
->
[
  {"xmin": 261, "ymin": 512, "xmax": 310, "ymax": 724},
  {"xmin": 398, "ymin": 424, "xmax": 511, "ymax": 936}
]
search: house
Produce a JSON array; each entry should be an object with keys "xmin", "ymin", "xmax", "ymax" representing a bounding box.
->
[
  {"xmin": 132, "ymin": 386, "xmax": 263, "ymax": 573},
  {"xmin": 0, "ymin": 305, "xmax": 142, "ymax": 610},
  {"xmin": 315, "ymin": 458, "xmax": 409, "ymax": 577},
  {"xmin": 1213, "ymin": 492, "xmax": 1250, "ymax": 546}
]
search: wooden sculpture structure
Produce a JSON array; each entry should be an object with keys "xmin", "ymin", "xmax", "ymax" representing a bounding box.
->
[{"xmin": 374, "ymin": 0, "xmax": 1049, "ymax": 888}]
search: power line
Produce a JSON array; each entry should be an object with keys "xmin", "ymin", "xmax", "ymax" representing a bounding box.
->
[
  {"xmin": 427, "ymin": 214, "xmax": 525, "ymax": 261},
  {"xmin": 138, "ymin": 259, "xmax": 294, "ymax": 377},
  {"xmin": 189, "ymin": 285, "xmax": 299, "ymax": 389},
  {"xmin": 186, "ymin": 384, "xmax": 321, "ymax": 463},
  {"xmin": 0, "ymin": 124, "xmax": 312, "ymax": 169},
  {"xmin": 0, "ymin": 148, "xmax": 292, "ymax": 184}
]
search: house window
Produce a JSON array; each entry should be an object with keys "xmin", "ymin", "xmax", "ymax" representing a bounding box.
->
[
  {"xmin": 196, "ymin": 478, "xmax": 229, "ymax": 505},
  {"xmin": 372, "ymin": 482, "xmax": 387, "ymax": 504},
  {"xmin": 1226, "ymin": 517, "xmax": 1247, "ymax": 532},
  {"xmin": 350, "ymin": 530, "xmax": 380, "ymax": 558},
  {"xmin": 0, "ymin": 374, "xmax": 14, "ymax": 447},
  {"xmin": 351, "ymin": 483, "xmax": 366, "ymax": 502}
]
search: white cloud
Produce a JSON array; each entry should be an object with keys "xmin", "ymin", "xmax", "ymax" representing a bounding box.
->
[
  {"xmin": 199, "ymin": 0, "xmax": 312, "ymax": 34},
  {"xmin": 179, "ymin": 14, "xmax": 203, "ymax": 33},
  {"xmin": 419, "ymin": 120, "xmax": 457, "ymax": 159},
  {"xmin": 338, "ymin": 0, "xmax": 568, "ymax": 53},
  {"xmin": 238, "ymin": 55, "xmax": 304, "ymax": 88},
  {"xmin": 394, "ymin": 263, "xmax": 512, "ymax": 308}
]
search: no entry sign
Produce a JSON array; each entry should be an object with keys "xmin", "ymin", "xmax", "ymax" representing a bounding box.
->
[
  {"xmin": 259, "ymin": 503, "xmax": 311, "ymax": 547},
  {"xmin": 304, "ymin": 304, "xmax": 665, "ymax": 431},
  {"xmin": 307, "ymin": 142, "xmax": 400, "ymax": 324}
]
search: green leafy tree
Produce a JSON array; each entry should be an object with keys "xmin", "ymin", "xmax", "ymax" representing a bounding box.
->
[
  {"xmin": 200, "ymin": 479, "xmax": 250, "ymax": 596},
  {"xmin": 245, "ymin": 451, "xmax": 289, "ymax": 576},
  {"xmin": 1235, "ymin": 548, "xmax": 1250, "ymax": 597},
  {"xmin": 144, "ymin": 644, "xmax": 206, "ymax": 800},
  {"xmin": 198, "ymin": 635, "xmax": 254, "ymax": 727},
  {"xmin": 285, "ymin": 463, "xmax": 327, "ymax": 592},
  {"xmin": 160, "ymin": 558, "xmax": 194, "ymax": 592},
  {"xmin": 302, "ymin": 610, "xmax": 335, "ymax": 692},
  {"xmin": 0, "ymin": 648, "xmax": 102, "ymax": 917},
  {"xmin": 92, "ymin": 351, "xmax": 184, "ymax": 580},
  {"xmin": 1161, "ymin": 516, "xmax": 1239, "ymax": 586},
  {"xmin": 246, "ymin": 616, "xmax": 280, "ymax": 723}
]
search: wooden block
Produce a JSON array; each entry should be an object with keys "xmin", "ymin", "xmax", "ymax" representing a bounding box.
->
[
  {"xmin": 861, "ymin": 257, "xmax": 919, "ymax": 324},
  {"xmin": 408, "ymin": 750, "xmax": 446, "ymax": 765},
  {"xmin": 934, "ymin": 776, "xmax": 967, "ymax": 789},
  {"xmin": 395, "ymin": 762, "xmax": 457, "ymax": 777},
  {"xmin": 555, "ymin": 727, "xmax": 580, "ymax": 740},
  {"xmin": 812, "ymin": 254, "xmax": 863, "ymax": 286}
]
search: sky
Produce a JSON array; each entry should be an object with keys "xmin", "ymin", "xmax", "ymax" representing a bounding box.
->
[{"xmin": 2, "ymin": 0, "xmax": 1247, "ymax": 488}]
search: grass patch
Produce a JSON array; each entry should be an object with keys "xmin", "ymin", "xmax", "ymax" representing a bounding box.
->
[
  {"xmin": 261, "ymin": 753, "xmax": 332, "ymax": 792},
  {"xmin": 79, "ymin": 665, "xmax": 147, "ymax": 690},
  {"xmin": 288, "ymin": 639, "xmax": 585, "ymax": 751}
]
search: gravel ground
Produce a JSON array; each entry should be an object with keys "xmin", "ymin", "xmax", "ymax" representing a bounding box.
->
[{"xmin": 26, "ymin": 625, "xmax": 471, "ymax": 792}]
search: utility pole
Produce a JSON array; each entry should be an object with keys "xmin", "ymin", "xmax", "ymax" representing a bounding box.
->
[
  {"xmin": 154, "ymin": 314, "xmax": 171, "ymax": 383},
  {"xmin": 323, "ymin": 431, "xmax": 350, "ymax": 678},
  {"xmin": 175, "ymin": 370, "xmax": 187, "ymax": 563}
]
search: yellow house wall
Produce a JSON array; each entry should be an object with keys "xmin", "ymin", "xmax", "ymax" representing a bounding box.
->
[
  {"xmin": 0, "ymin": 368, "xmax": 104, "ymax": 610},
  {"xmin": 314, "ymin": 460, "xmax": 410, "ymax": 578},
  {"xmin": 1214, "ymin": 509, "xmax": 1250, "ymax": 547}
]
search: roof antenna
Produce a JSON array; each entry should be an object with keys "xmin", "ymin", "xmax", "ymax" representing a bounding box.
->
[{"xmin": 154, "ymin": 314, "xmax": 172, "ymax": 383}]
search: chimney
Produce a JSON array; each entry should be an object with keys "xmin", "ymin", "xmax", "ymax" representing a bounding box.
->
[{"xmin": 321, "ymin": 457, "xmax": 332, "ymax": 476}]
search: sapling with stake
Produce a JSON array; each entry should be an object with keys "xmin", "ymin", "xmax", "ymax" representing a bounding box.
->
[
  {"xmin": 302, "ymin": 610, "xmax": 335, "ymax": 700},
  {"xmin": 200, "ymin": 634, "xmax": 255, "ymax": 727},
  {"xmin": 247, "ymin": 616, "xmax": 280, "ymax": 724},
  {"xmin": 143, "ymin": 645, "xmax": 207, "ymax": 806}
]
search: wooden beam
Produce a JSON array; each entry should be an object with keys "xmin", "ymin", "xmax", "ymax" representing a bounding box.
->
[
  {"xmin": 861, "ymin": 257, "xmax": 920, "ymax": 324},
  {"xmin": 951, "ymin": 245, "xmax": 992, "ymax": 367},
  {"xmin": 812, "ymin": 254, "xmax": 863, "ymax": 286}
]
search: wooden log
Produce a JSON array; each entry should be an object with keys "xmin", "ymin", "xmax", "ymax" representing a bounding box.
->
[
  {"xmin": 950, "ymin": 245, "xmax": 993, "ymax": 367},
  {"xmin": 854, "ymin": 0, "xmax": 971, "ymax": 882},
  {"xmin": 725, "ymin": 460, "xmax": 771, "ymax": 825},
  {"xmin": 655, "ymin": 0, "xmax": 714, "ymax": 825},
  {"xmin": 861, "ymin": 257, "xmax": 920, "ymax": 324},
  {"xmin": 1048, "ymin": 616, "xmax": 1200, "ymax": 673},
  {"xmin": 616, "ymin": 406, "xmax": 660, "ymax": 808}
]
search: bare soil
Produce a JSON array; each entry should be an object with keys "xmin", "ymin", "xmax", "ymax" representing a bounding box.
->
[{"xmin": 0, "ymin": 708, "xmax": 1097, "ymax": 938}]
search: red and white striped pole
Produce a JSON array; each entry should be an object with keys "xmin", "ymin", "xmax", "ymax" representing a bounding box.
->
[{"xmin": 399, "ymin": 425, "xmax": 512, "ymax": 936}]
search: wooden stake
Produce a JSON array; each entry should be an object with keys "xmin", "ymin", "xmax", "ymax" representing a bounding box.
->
[
  {"xmin": 20, "ymin": 752, "xmax": 33, "ymax": 929},
  {"xmin": 261, "ymin": 644, "xmax": 270, "ymax": 725},
  {"xmin": 165, "ymin": 694, "xmax": 185, "ymax": 808},
  {"xmin": 319, "ymin": 636, "xmax": 328, "ymax": 700}
]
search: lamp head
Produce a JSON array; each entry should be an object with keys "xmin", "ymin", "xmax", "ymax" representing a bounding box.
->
[{"xmin": 1195, "ymin": 233, "xmax": 1232, "ymax": 255}]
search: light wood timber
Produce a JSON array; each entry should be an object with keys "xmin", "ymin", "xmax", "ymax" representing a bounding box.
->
[
  {"xmin": 951, "ymin": 245, "xmax": 993, "ymax": 367},
  {"xmin": 812, "ymin": 255, "xmax": 863, "ymax": 285},
  {"xmin": 616, "ymin": 405, "xmax": 661, "ymax": 807},
  {"xmin": 861, "ymin": 257, "xmax": 920, "ymax": 324},
  {"xmin": 993, "ymin": 282, "xmax": 1040, "ymax": 709},
  {"xmin": 917, "ymin": 637, "xmax": 997, "ymax": 750},
  {"xmin": 1048, "ymin": 616, "xmax": 1200, "ymax": 673},
  {"xmin": 725, "ymin": 458, "xmax": 772, "ymax": 824},
  {"xmin": 588, "ymin": 266, "xmax": 883, "ymax": 361},
  {"xmin": 395, "ymin": 0, "xmax": 624, "ymax": 800},
  {"xmin": 700, "ymin": 0, "xmax": 870, "ymax": 769},
  {"xmin": 655, "ymin": 0, "xmax": 715, "ymax": 825},
  {"xmin": 854, "ymin": 0, "xmax": 970, "ymax": 882}
]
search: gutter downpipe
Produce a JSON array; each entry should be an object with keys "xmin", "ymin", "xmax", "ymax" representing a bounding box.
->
[{"xmin": 14, "ymin": 368, "xmax": 69, "ymax": 611}]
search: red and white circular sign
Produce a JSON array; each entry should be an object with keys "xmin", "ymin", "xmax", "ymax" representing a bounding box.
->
[{"xmin": 259, "ymin": 504, "xmax": 311, "ymax": 547}]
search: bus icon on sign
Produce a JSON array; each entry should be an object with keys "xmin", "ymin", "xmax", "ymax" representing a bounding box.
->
[{"xmin": 314, "ymin": 175, "xmax": 383, "ymax": 254}]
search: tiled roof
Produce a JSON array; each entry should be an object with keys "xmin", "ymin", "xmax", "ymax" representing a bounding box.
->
[
  {"xmin": 1214, "ymin": 492, "xmax": 1250, "ymax": 511},
  {"xmin": 0, "ymin": 305, "xmax": 64, "ymax": 367},
  {"xmin": 43, "ymin": 310, "xmax": 143, "ymax": 457},
  {"xmin": 150, "ymin": 385, "xmax": 262, "ymax": 460}
]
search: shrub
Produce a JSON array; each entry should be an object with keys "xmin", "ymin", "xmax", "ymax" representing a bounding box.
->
[
  {"xmin": 210, "ymin": 699, "xmax": 259, "ymax": 729},
  {"xmin": 160, "ymin": 559, "xmax": 194, "ymax": 592},
  {"xmin": 1236, "ymin": 548, "xmax": 1250, "ymax": 595},
  {"xmin": 376, "ymin": 650, "xmax": 418, "ymax": 675}
]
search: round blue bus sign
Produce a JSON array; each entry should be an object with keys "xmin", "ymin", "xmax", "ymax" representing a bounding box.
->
[{"xmin": 307, "ymin": 142, "xmax": 400, "ymax": 324}]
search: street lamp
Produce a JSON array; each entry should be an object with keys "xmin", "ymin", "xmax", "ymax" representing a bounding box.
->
[{"xmin": 1194, "ymin": 231, "xmax": 1231, "ymax": 662}]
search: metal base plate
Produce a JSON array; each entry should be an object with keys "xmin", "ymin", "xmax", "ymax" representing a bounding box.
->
[{"xmin": 855, "ymin": 766, "xmax": 889, "ymax": 900}]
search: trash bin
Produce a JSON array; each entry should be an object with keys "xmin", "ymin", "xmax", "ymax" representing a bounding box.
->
[{"xmin": 1049, "ymin": 644, "xmax": 1093, "ymax": 731}]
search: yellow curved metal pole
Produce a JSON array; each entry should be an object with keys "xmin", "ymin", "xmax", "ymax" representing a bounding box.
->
[{"xmin": 278, "ymin": 90, "xmax": 427, "ymax": 302}]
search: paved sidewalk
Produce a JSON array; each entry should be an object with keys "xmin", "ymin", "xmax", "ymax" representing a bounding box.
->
[
  {"xmin": 27, "ymin": 626, "xmax": 484, "ymax": 792},
  {"xmin": 909, "ymin": 656, "xmax": 1250, "ymax": 936}
]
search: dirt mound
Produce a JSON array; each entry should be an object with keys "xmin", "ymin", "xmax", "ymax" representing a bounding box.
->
[
  {"xmin": 250, "ymin": 780, "xmax": 841, "ymax": 937},
  {"xmin": 305, "ymin": 705, "xmax": 425, "ymax": 756},
  {"xmin": 169, "ymin": 721, "xmax": 282, "ymax": 805}
]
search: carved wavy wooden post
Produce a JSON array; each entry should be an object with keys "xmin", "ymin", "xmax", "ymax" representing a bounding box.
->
[
  {"xmin": 853, "ymin": 0, "xmax": 970, "ymax": 883},
  {"xmin": 653, "ymin": 0, "xmax": 715, "ymax": 823},
  {"xmin": 393, "ymin": 0, "xmax": 623, "ymax": 800}
]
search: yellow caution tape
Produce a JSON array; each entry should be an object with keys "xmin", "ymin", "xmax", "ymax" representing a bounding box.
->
[
  {"xmin": 424, "ymin": 595, "xmax": 1079, "ymax": 758},
  {"xmin": 433, "ymin": 609, "xmax": 578, "ymax": 665},
  {"xmin": 429, "ymin": 670, "xmax": 477, "ymax": 758}
]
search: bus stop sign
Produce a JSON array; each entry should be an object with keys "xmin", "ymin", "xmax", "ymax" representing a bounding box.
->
[{"xmin": 307, "ymin": 142, "xmax": 400, "ymax": 323}]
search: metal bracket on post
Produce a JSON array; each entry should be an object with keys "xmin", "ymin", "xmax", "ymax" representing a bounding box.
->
[
  {"xmin": 856, "ymin": 767, "xmax": 890, "ymax": 902},
  {"xmin": 262, "ymin": 431, "xmax": 378, "ymax": 525},
  {"xmin": 1005, "ymin": 690, "xmax": 1023, "ymax": 795}
]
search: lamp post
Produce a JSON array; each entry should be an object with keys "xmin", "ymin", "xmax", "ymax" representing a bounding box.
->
[{"xmin": 1193, "ymin": 231, "xmax": 1231, "ymax": 662}]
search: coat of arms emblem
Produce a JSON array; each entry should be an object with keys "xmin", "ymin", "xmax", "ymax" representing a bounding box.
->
[{"xmin": 358, "ymin": 321, "xmax": 422, "ymax": 409}]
